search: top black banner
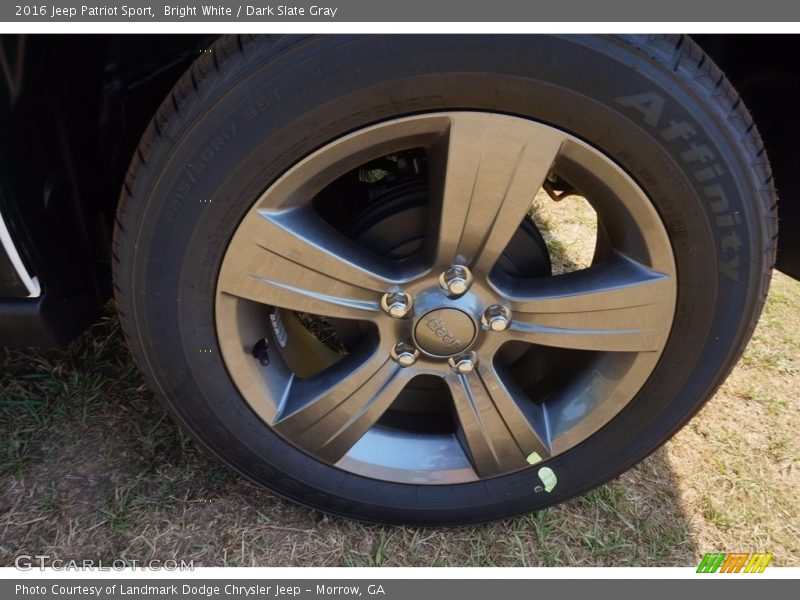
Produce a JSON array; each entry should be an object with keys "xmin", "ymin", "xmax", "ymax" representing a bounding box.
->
[{"xmin": 4, "ymin": 0, "xmax": 800, "ymax": 22}]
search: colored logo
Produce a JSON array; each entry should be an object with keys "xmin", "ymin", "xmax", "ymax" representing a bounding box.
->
[{"xmin": 696, "ymin": 552, "xmax": 773, "ymax": 573}]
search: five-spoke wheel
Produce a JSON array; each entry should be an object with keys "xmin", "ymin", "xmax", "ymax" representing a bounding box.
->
[{"xmin": 215, "ymin": 112, "xmax": 676, "ymax": 483}]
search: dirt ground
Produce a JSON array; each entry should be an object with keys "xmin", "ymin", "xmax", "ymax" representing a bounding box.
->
[{"xmin": 1, "ymin": 195, "xmax": 797, "ymax": 566}]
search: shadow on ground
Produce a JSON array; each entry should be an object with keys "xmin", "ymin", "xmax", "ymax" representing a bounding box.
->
[{"xmin": 1, "ymin": 307, "xmax": 697, "ymax": 566}]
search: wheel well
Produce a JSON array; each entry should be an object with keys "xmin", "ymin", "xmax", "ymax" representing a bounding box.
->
[
  {"xmin": 695, "ymin": 34, "xmax": 800, "ymax": 277},
  {"xmin": 0, "ymin": 34, "xmax": 211, "ymax": 342}
]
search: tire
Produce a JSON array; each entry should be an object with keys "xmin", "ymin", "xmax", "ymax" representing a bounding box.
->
[{"xmin": 113, "ymin": 34, "xmax": 777, "ymax": 525}]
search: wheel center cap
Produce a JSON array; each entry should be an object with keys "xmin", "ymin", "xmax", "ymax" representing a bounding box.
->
[{"xmin": 414, "ymin": 308, "xmax": 477, "ymax": 357}]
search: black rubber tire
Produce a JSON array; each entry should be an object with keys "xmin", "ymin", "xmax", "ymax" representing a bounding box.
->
[{"xmin": 113, "ymin": 34, "xmax": 777, "ymax": 526}]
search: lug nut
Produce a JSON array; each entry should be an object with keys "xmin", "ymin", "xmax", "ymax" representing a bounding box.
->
[
  {"xmin": 391, "ymin": 341, "xmax": 419, "ymax": 368},
  {"xmin": 449, "ymin": 352, "xmax": 478, "ymax": 374},
  {"xmin": 381, "ymin": 291, "xmax": 413, "ymax": 319},
  {"xmin": 439, "ymin": 265, "xmax": 472, "ymax": 297},
  {"xmin": 482, "ymin": 305, "xmax": 511, "ymax": 332}
]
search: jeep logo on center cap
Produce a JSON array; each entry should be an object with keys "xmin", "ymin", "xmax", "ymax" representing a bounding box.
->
[
  {"xmin": 413, "ymin": 308, "xmax": 477, "ymax": 357},
  {"xmin": 427, "ymin": 317, "xmax": 461, "ymax": 347}
]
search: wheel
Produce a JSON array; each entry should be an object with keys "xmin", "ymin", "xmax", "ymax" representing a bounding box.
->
[{"xmin": 113, "ymin": 34, "xmax": 777, "ymax": 525}]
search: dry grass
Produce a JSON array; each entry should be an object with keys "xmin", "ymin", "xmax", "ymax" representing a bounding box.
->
[
  {"xmin": 0, "ymin": 195, "xmax": 797, "ymax": 566},
  {"xmin": 529, "ymin": 189, "xmax": 598, "ymax": 274}
]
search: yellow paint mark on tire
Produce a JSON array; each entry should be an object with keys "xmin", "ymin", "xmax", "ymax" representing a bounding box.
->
[{"xmin": 538, "ymin": 466, "xmax": 557, "ymax": 492}]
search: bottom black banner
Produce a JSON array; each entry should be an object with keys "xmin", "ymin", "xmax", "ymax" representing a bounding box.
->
[{"xmin": 2, "ymin": 579, "xmax": 793, "ymax": 600}]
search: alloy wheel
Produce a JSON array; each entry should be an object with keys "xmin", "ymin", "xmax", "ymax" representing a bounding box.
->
[{"xmin": 215, "ymin": 112, "xmax": 677, "ymax": 484}]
